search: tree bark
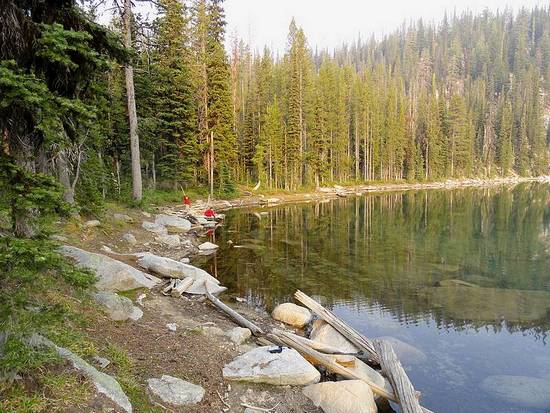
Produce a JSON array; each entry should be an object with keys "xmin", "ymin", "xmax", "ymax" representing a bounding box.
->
[{"xmin": 123, "ymin": 0, "xmax": 142, "ymax": 201}]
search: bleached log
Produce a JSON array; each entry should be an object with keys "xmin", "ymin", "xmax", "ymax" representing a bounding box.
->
[
  {"xmin": 374, "ymin": 339, "xmax": 423, "ymax": 413},
  {"xmin": 294, "ymin": 290, "xmax": 378, "ymax": 363},
  {"xmin": 283, "ymin": 330, "xmax": 359, "ymax": 355},
  {"xmin": 171, "ymin": 277, "xmax": 194, "ymax": 298},
  {"xmin": 162, "ymin": 279, "xmax": 176, "ymax": 296}
]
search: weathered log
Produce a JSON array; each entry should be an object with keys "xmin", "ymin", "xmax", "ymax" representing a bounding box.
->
[
  {"xmin": 374, "ymin": 339, "xmax": 424, "ymax": 413},
  {"xmin": 162, "ymin": 279, "xmax": 176, "ymax": 296},
  {"xmin": 204, "ymin": 283, "xmax": 264, "ymax": 336},
  {"xmin": 171, "ymin": 277, "xmax": 194, "ymax": 298},
  {"xmin": 282, "ymin": 330, "xmax": 360, "ymax": 355},
  {"xmin": 270, "ymin": 330, "xmax": 434, "ymax": 413},
  {"xmin": 294, "ymin": 290, "xmax": 378, "ymax": 363}
]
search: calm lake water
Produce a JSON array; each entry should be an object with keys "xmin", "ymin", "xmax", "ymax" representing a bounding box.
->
[{"xmin": 200, "ymin": 183, "xmax": 550, "ymax": 413}]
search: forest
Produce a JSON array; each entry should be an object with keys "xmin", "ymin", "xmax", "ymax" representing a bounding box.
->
[{"xmin": 2, "ymin": 1, "xmax": 550, "ymax": 220}]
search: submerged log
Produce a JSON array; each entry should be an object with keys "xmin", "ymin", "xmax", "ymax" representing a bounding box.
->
[
  {"xmin": 294, "ymin": 290, "xmax": 379, "ymax": 363},
  {"xmin": 374, "ymin": 339, "xmax": 423, "ymax": 413},
  {"xmin": 204, "ymin": 283, "xmax": 264, "ymax": 336}
]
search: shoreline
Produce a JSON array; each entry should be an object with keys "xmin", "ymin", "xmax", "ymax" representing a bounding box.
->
[{"xmin": 185, "ymin": 175, "xmax": 550, "ymax": 213}]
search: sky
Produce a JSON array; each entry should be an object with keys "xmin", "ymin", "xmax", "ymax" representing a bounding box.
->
[{"xmin": 223, "ymin": 0, "xmax": 548, "ymax": 53}]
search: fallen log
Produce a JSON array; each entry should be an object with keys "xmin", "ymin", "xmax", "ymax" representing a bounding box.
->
[
  {"xmin": 374, "ymin": 339, "xmax": 423, "ymax": 413},
  {"xmin": 294, "ymin": 290, "xmax": 378, "ymax": 363},
  {"xmin": 269, "ymin": 330, "xmax": 434, "ymax": 413},
  {"xmin": 282, "ymin": 330, "xmax": 360, "ymax": 355},
  {"xmin": 162, "ymin": 279, "xmax": 176, "ymax": 296},
  {"xmin": 204, "ymin": 283, "xmax": 264, "ymax": 336},
  {"xmin": 171, "ymin": 277, "xmax": 194, "ymax": 298}
]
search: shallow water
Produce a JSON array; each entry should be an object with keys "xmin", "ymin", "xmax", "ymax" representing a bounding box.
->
[{"xmin": 201, "ymin": 183, "xmax": 550, "ymax": 413}]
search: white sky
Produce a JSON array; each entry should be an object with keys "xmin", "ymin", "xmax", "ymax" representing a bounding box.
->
[{"xmin": 223, "ymin": 0, "xmax": 549, "ymax": 53}]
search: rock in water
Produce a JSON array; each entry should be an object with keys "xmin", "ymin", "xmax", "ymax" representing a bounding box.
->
[
  {"xmin": 310, "ymin": 320, "xmax": 359, "ymax": 354},
  {"xmin": 29, "ymin": 335, "xmax": 132, "ymax": 413},
  {"xmin": 481, "ymin": 375, "xmax": 550, "ymax": 408},
  {"xmin": 327, "ymin": 355, "xmax": 393, "ymax": 396},
  {"xmin": 303, "ymin": 380, "xmax": 378, "ymax": 413},
  {"xmin": 142, "ymin": 221, "xmax": 168, "ymax": 235},
  {"xmin": 226, "ymin": 327, "xmax": 252, "ymax": 345},
  {"xmin": 155, "ymin": 234, "xmax": 181, "ymax": 247},
  {"xmin": 222, "ymin": 346, "xmax": 320, "ymax": 385},
  {"xmin": 154, "ymin": 214, "xmax": 191, "ymax": 233},
  {"xmin": 122, "ymin": 233, "xmax": 137, "ymax": 245},
  {"xmin": 374, "ymin": 336, "xmax": 426, "ymax": 364},
  {"xmin": 271, "ymin": 303, "xmax": 312, "ymax": 328},
  {"xmin": 59, "ymin": 245, "xmax": 160, "ymax": 291},
  {"xmin": 198, "ymin": 241, "xmax": 219, "ymax": 251},
  {"xmin": 147, "ymin": 375, "xmax": 204, "ymax": 406},
  {"xmin": 92, "ymin": 292, "xmax": 143, "ymax": 321}
]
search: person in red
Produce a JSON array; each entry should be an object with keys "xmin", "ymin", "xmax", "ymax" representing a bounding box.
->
[
  {"xmin": 204, "ymin": 207, "xmax": 216, "ymax": 218},
  {"xmin": 183, "ymin": 194, "xmax": 191, "ymax": 211}
]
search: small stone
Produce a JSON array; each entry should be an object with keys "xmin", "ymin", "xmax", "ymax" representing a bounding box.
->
[
  {"xmin": 179, "ymin": 257, "xmax": 190, "ymax": 264},
  {"xmin": 166, "ymin": 323, "xmax": 177, "ymax": 332},
  {"xmin": 93, "ymin": 356, "xmax": 111, "ymax": 369},
  {"xmin": 147, "ymin": 375, "xmax": 204, "ymax": 406},
  {"xmin": 50, "ymin": 234, "xmax": 68, "ymax": 242},
  {"xmin": 303, "ymin": 380, "xmax": 378, "ymax": 413},
  {"xmin": 155, "ymin": 234, "xmax": 181, "ymax": 247},
  {"xmin": 84, "ymin": 219, "xmax": 101, "ymax": 228},
  {"xmin": 226, "ymin": 327, "xmax": 252, "ymax": 345},
  {"xmin": 113, "ymin": 213, "xmax": 133, "ymax": 223},
  {"xmin": 142, "ymin": 211, "xmax": 152, "ymax": 218},
  {"xmin": 122, "ymin": 233, "xmax": 137, "ymax": 245},
  {"xmin": 136, "ymin": 293, "xmax": 146, "ymax": 306},
  {"xmin": 198, "ymin": 242, "xmax": 219, "ymax": 251},
  {"xmin": 271, "ymin": 303, "xmax": 311, "ymax": 328}
]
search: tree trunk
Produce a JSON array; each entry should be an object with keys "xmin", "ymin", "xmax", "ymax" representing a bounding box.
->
[
  {"xmin": 123, "ymin": 0, "xmax": 142, "ymax": 201},
  {"xmin": 57, "ymin": 151, "xmax": 75, "ymax": 204}
]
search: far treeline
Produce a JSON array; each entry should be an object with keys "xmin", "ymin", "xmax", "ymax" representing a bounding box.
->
[{"xmin": 2, "ymin": 1, "xmax": 550, "ymax": 218}]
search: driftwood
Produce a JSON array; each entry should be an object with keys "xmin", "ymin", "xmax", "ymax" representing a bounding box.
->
[
  {"xmin": 162, "ymin": 279, "xmax": 176, "ymax": 296},
  {"xmin": 294, "ymin": 290, "xmax": 379, "ymax": 363},
  {"xmin": 375, "ymin": 339, "xmax": 423, "ymax": 413},
  {"xmin": 171, "ymin": 277, "xmax": 194, "ymax": 298},
  {"xmin": 270, "ymin": 330, "xmax": 434, "ymax": 413},
  {"xmin": 282, "ymin": 330, "xmax": 360, "ymax": 355},
  {"xmin": 204, "ymin": 283, "xmax": 264, "ymax": 336}
]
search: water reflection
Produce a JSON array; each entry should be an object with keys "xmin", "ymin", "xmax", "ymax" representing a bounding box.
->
[{"xmin": 200, "ymin": 183, "xmax": 550, "ymax": 413}]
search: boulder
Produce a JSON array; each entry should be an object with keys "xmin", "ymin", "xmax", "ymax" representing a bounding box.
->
[
  {"xmin": 59, "ymin": 245, "xmax": 161, "ymax": 291},
  {"xmin": 327, "ymin": 355, "xmax": 392, "ymax": 396},
  {"xmin": 113, "ymin": 213, "xmax": 133, "ymax": 223},
  {"xmin": 222, "ymin": 346, "xmax": 320, "ymax": 386},
  {"xmin": 481, "ymin": 375, "xmax": 550, "ymax": 408},
  {"xmin": 92, "ymin": 291, "xmax": 143, "ymax": 321},
  {"xmin": 84, "ymin": 219, "xmax": 101, "ymax": 228},
  {"xmin": 310, "ymin": 320, "xmax": 359, "ymax": 354},
  {"xmin": 142, "ymin": 221, "xmax": 168, "ymax": 235},
  {"xmin": 226, "ymin": 327, "xmax": 252, "ymax": 345},
  {"xmin": 303, "ymin": 380, "xmax": 377, "ymax": 413},
  {"xmin": 155, "ymin": 214, "xmax": 191, "ymax": 233},
  {"xmin": 272, "ymin": 303, "xmax": 312, "ymax": 328},
  {"xmin": 155, "ymin": 234, "xmax": 181, "ymax": 247},
  {"xmin": 147, "ymin": 375, "xmax": 204, "ymax": 407},
  {"xmin": 135, "ymin": 253, "xmax": 226, "ymax": 295},
  {"xmin": 122, "ymin": 233, "xmax": 137, "ymax": 245},
  {"xmin": 374, "ymin": 337, "xmax": 426, "ymax": 364},
  {"xmin": 29, "ymin": 335, "xmax": 132, "ymax": 413},
  {"xmin": 198, "ymin": 242, "xmax": 219, "ymax": 251}
]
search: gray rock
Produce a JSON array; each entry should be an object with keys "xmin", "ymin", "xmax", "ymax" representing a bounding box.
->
[
  {"xmin": 93, "ymin": 356, "xmax": 111, "ymax": 369},
  {"xmin": 147, "ymin": 375, "xmax": 204, "ymax": 406},
  {"xmin": 166, "ymin": 323, "xmax": 177, "ymax": 332},
  {"xmin": 136, "ymin": 253, "xmax": 226, "ymax": 295},
  {"xmin": 375, "ymin": 336, "xmax": 426, "ymax": 364},
  {"xmin": 222, "ymin": 346, "xmax": 320, "ymax": 386},
  {"xmin": 226, "ymin": 327, "xmax": 252, "ymax": 345},
  {"xmin": 29, "ymin": 335, "xmax": 132, "ymax": 413},
  {"xmin": 92, "ymin": 291, "xmax": 143, "ymax": 321},
  {"xmin": 50, "ymin": 234, "xmax": 68, "ymax": 242},
  {"xmin": 113, "ymin": 213, "xmax": 133, "ymax": 223},
  {"xmin": 142, "ymin": 211, "xmax": 152, "ymax": 218},
  {"xmin": 198, "ymin": 242, "xmax": 219, "ymax": 251},
  {"xmin": 142, "ymin": 221, "xmax": 168, "ymax": 235},
  {"xmin": 59, "ymin": 245, "xmax": 161, "ymax": 291},
  {"xmin": 180, "ymin": 257, "xmax": 190, "ymax": 264},
  {"xmin": 155, "ymin": 214, "xmax": 191, "ymax": 233},
  {"xmin": 272, "ymin": 303, "xmax": 311, "ymax": 328},
  {"xmin": 84, "ymin": 219, "xmax": 101, "ymax": 228},
  {"xmin": 122, "ymin": 233, "xmax": 137, "ymax": 245},
  {"xmin": 155, "ymin": 234, "xmax": 181, "ymax": 247},
  {"xmin": 303, "ymin": 380, "xmax": 377, "ymax": 413},
  {"xmin": 482, "ymin": 375, "xmax": 550, "ymax": 408},
  {"xmin": 310, "ymin": 320, "xmax": 359, "ymax": 354}
]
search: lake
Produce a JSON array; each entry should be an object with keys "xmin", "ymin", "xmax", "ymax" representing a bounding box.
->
[{"xmin": 201, "ymin": 183, "xmax": 550, "ymax": 413}]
